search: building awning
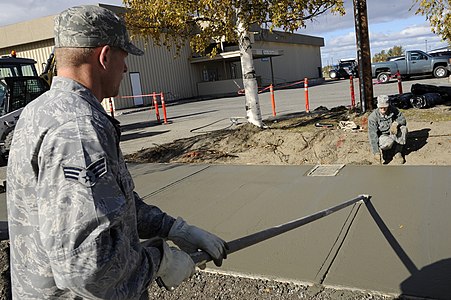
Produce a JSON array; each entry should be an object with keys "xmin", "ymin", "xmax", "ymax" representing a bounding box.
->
[{"xmin": 190, "ymin": 49, "xmax": 283, "ymax": 64}]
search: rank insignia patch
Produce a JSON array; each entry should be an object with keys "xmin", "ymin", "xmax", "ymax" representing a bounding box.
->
[{"xmin": 63, "ymin": 157, "xmax": 107, "ymax": 187}]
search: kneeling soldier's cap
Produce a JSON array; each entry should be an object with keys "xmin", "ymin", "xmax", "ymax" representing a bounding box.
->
[
  {"xmin": 54, "ymin": 5, "xmax": 144, "ymax": 56},
  {"xmin": 377, "ymin": 95, "xmax": 390, "ymax": 108}
]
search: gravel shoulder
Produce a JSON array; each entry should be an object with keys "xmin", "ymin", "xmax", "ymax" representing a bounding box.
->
[{"xmin": 146, "ymin": 270, "xmax": 397, "ymax": 300}]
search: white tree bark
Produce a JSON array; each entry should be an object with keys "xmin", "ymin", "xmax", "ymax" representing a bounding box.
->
[{"xmin": 237, "ymin": 17, "xmax": 263, "ymax": 127}]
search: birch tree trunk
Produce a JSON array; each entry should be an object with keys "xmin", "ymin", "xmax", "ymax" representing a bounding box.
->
[{"xmin": 237, "ymin": 16, "xmax": 263, "ymax": 127}]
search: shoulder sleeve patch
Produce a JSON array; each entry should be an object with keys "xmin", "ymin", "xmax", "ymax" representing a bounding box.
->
[{"xmin": 62, "ymin": 157, "xmax": 107, "ymax": 187}]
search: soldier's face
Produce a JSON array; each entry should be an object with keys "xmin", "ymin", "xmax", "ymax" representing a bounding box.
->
[
  {"xmin": 379, "ymin": 106, "xmax": 388, "ymax": 115},
  {"xmin": 107, "ymin": 47, "xmax": 128, "ymax": 97}
]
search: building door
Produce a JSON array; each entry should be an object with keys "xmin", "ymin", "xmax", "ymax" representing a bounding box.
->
[{"xmin": 130, "ymin": 72, "xmax": 143, "ymax": 106}]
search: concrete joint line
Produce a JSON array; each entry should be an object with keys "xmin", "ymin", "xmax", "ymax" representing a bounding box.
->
[
  {"xmin": 315, "ymin": 202, "xmax": 363, "ymax": 284},
  {"xmin": 142, "ymin": 165, "xmax": 211, "ymax": 200}
]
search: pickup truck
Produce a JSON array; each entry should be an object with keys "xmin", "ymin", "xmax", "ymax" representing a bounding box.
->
[{"xmin": 371, "ymin": 50, "xmax": 451, "ymax": 83}]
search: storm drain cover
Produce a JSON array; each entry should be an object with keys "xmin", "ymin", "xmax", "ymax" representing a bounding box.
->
[{"xmin": 306, "ymin": 164, "xmax": 345, "ymax": 176}]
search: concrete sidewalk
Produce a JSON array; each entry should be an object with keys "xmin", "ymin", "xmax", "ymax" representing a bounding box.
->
[
  {"xmin": 1, "ymin": 163, "xmax": 450, "ymax": 299},
  {"xmin": 131, "ymin": 163, "xmax": 451, "ymax": 299}
]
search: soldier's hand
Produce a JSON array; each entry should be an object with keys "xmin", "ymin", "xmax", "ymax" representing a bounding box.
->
[
  {"xmin": 156, "ymin": 241, "xmax": 195, "ymax": 291},
  {"xmin": 389, "ymin": 121, "xmax": 399, "ymax": 135},
  {"xmin": 168, "ymin": 217, "xmax": 228, "ymax": 267}
]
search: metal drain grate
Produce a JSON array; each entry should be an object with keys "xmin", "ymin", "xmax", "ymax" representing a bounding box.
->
[{"xmin": 306, "ymin": 164, "xmax": 345, "ymax": 176}]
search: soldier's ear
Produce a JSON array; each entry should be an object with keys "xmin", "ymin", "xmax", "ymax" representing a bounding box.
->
[{"xmin": 98, "ymin": 45, "xmax": 112, "ymax": 70}]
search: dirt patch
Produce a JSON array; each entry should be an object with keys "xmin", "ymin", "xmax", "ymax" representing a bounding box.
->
[{"xmin": 126, "ymin": 105, "xmax": 451, "ymax": 166}]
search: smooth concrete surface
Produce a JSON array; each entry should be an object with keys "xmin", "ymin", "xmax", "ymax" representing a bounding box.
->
[
  {"xmin": 1, "ymin": 163, "xmax": 450, "ymax": 299},
  {"xmin": 130, "ymin": 163, "xmax": 451, "ymax": 299}
]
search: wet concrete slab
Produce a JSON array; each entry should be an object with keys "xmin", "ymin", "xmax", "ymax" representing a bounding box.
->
[
  {"xmin": 1, "ymin": 163, "xmax": 450, "ymax": 298},
  {"xmin": 324, "ymin": 166, "xmax": 451, "ymax": 299},
  {"xmin": 132, "ymin": 163, "xmax": 451, "ymax": 298}
]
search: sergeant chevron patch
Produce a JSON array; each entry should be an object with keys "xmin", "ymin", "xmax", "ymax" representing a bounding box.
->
[{"xmin": 62, "ymin": 157, "xmax": 107, "ymax": 187}]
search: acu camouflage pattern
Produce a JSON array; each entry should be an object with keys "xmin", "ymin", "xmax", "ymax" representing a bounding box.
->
[
  {"xmin": 367, "ymin": 105, "xmax": 407, "ymax": 154},
  {"xmin": 54, "ymin": 5, "xmax": 144, "ymax": 56},
  {"xmin": 7, "ymin": 76, "xmax": 175, "ymax": 299}
]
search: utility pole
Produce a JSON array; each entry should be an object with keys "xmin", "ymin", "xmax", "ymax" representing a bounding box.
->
[{"xmin": 353, "ymin": 0, "xmax": 373, "ymax": 112}]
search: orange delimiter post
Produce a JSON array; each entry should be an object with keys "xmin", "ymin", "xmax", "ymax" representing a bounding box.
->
[
  {"xmin": 270, "ymin": 84, "xmax": 276, "ymax": 116},
  {"xmin": 153, "ymin": 92, "xmax": 161, "ymax": 123},
  {"xmin": 160, "ymin": 92, "xmax": 168, "ymax": 124},
  {"xmin": 304, "ymin": 78, "xmax": 310, "ymax": 113},
  {"xmin": 350, "ymin": 76, "xmax": 356, "ymax": 108}
]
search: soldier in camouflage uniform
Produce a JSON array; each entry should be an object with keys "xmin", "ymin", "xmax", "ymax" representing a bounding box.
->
[
  {"xmin": 368, "ymin": 95, "xmax": 408, "ymax": 164},
  {"xmin": 7, "ymin": 5, "xmax": 227, "ymax": 299}
]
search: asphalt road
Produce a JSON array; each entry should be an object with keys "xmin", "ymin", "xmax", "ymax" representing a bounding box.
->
[
  {"xmin": 116, "ymin": 75, "xmax": 451, "ymax": 155},
  {"xmin": 0, "ymin": 75, "xmax": 449, "ymax": 181}
]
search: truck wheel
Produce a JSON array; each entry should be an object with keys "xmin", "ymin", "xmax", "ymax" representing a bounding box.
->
[
  {"xmin": 377, "ymin": 72, "xmax": 390, "ymax": 83},
  {"xmin": 329, "ymin": 70, "xmax": 338, "ymax": 79},
  {"xmin": 433, "ymin": 66, "xmax": 447, "ymax": 78}
]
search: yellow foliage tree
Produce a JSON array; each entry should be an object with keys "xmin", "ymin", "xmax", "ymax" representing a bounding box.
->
[
  {"xmin": 372, "ymin": 45, "xmax": 404, "ymax": 62},
  {"xmin": 123, "ymin": 0, "xmax": 345, "ymax": 127},
  {"xmin": 413, "ymin": 0, "xmax": 451, "ymax": 43}
]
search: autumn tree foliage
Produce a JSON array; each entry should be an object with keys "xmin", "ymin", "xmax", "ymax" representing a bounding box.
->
[
  {"xmin": 413, "ymin": 0, "xmax": 451, "ymax": 43},
  {"xmin": 123, "ymin": 0, "xmax": 344, "ymax": 127},
  {"xmin": 372, "ymin": 45, "xmax": 405, "ymax": 62}
]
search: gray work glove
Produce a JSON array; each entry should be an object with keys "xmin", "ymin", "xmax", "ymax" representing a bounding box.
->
[
  {"xmin": 156, "ymin": 240, "xmax": 195, "ymax": 291},
  {"xmin": 389, "ymin": 121, "xmax": 399, "ymax": 135},
  {"xmin": 168, "ymin": 217, "xmax": 228, "ymax": 267}
]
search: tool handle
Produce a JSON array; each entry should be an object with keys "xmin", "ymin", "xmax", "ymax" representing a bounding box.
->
[{"xmin": 190, "ymin": 194, "xmax": 370, "ymax": 265}]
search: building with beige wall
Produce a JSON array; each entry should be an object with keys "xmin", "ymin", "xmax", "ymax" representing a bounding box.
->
[{"xmin": 0, "ymin": 4, "xmax": 325, "ymax": 110}]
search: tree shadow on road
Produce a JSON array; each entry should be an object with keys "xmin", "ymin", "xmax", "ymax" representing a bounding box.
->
[
  {"xmin": 120, "ymin": 121, "xmax": 161, "ymax": 132},
  {"xmin": 120, "ymin": 130, "xmax": 170, "ymax": 142}
]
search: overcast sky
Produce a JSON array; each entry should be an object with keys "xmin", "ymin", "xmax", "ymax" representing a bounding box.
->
[{"xmin": 0, "ymin": 0, "xmax": 447, "ymax": 66}]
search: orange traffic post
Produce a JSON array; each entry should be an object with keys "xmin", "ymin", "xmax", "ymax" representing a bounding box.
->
[
  {"xmin": 160, "ymin": 92, "xmax": 168, "ymax": 124},
  {"xmin": 108, "ymin": 97, "xmax": 115, "ymax": 118},
  {"xmin": 152, "ymin": 92, "xmax": 161, "ymax": 123},
  {"xmin": 396, "ymin": 70, "xmax": 403, "ymax": 94},
  {"xmin": 270, "ymin": 84, "xmax": 276, "ymax": 116},
  {"xmin": 349, "ymin": 76, "xmax": 356, "ymax": 109},
  {"xmin": 304, "ymin": 77, "xmax": 310, "ymax": 113}
]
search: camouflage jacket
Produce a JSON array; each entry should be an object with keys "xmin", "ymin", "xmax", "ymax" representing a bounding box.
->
[
  {"xmin": 367, "ymin": 105, "xmax": 407, "ymax": 154},
  {"xmin": 7, "ymin": 76, "xmax": 175, "ymax": 299}
]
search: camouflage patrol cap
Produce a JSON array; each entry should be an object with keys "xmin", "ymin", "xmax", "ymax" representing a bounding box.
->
[
  {"xmin": 54, "ymin": 5, "xmax": 143, "ymax": 56},
  {"xmin": 377, "ymin": 95, "xmax": 390, "ymax": 108}
]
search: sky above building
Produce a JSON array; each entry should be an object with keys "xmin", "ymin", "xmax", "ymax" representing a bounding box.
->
[
  {"xmin": 300, "ymin": 1, "xmax": 448, "ymax": 66},
  {"xmin": 0, "ymin": 0, "xmax": 447, "ymax": 66}
]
